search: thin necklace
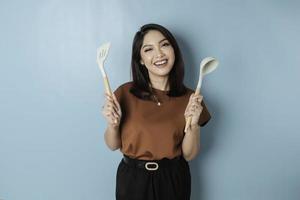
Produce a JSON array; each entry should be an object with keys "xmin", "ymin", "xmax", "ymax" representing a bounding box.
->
[
  {"xmin": 152, "ymin": 93, "xmax": 162, "ymax": 106},
  {"xmin": 149, "ymin": 84, "xmax": 162, "ymax": 106}
]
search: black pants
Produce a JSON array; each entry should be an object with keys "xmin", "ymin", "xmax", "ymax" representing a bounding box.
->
[{"xmin": 115, "ymin": 154, "xmax": 191, "ymax": 200}]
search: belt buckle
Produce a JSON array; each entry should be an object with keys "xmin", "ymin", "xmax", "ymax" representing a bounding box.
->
[{"xmin": 145, "ymin": 162, "xmax": 159, "ymax": 171}]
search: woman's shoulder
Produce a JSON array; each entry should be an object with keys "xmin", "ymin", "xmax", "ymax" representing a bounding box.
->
[
  {"xmin": 116, "ymin": 81, "xmax": 134, "ymax": 90},
  {"xmin": 113, "ymin": 81, "xmax": 134, "ymax": 102}
]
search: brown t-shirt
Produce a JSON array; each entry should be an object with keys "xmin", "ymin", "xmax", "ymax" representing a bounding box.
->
[{"xmin": 114, "ymin": 81, "xmax": 211, "ymax": 160}]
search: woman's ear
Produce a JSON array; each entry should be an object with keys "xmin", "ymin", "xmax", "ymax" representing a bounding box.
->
[{"xmin": 140, "ymin": 60, "xmax": 144, "ymax": 65}]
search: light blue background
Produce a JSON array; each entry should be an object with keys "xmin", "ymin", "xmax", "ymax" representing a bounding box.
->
[{"xmin": 1, "ymin": 0, "xmax": 299, "ymax": 199}]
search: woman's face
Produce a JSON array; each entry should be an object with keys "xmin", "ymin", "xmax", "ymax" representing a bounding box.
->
[{"xmin": 140, "ymin": 30, "xmax": 175, "ymax": 78}]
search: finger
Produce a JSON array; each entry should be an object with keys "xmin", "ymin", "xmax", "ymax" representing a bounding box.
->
[
  {"xmin": 105, "ymin": 102, "xmax": 113, "ymax": 110},
  {"xmin": 186, "ymin": 93, "xmax": 200, "ymax": 112},
  {"xmin": 185, "ymin": 112, "xmax": 193, "ymax": 118},
  {"xmin": 108, "ymin": 116, "xmax": 116, "ymax": 124},
  {"xmin": 111, "ymin": 108, "xmax": 120, "ymax": 122},
  {"xmin": 191, "ymin": 94, "xmax": 201, "ymax": 103},
  {"xmin": 112, "ymin": 107, "xmax": 120, "ymax": 118},
  {"xmin": 185, "ymin": 103, "xmax": 192, "ymax": 113},
  {"xmin": 184, "ymin": 108, "xmax": 192, "ymax": 115},
  {"xmin": 106, "ymin": 99, "xmax": 118, "ymax": 112},
  {"xmin": 106, "ymin": 113, "xmax": 117, "ymax": 124},
  {"xmin": 105, "ymin": 113, "xmax": 111, "ymax": 121},
  {"xmin": 184, "ymin": 112, "xmax": 191, "ymax": 118},
  {"xmin": 192, "ymin": 107, "xmax": 203, "ymax": 116},
  {"xmin": 108, "ymin": 97, "xmax": 119, "ymax": 113},
  {"xmin": 198, "ymin": 96, "xmax": 203, "ymax": 103},
  {"xmin": 106, "ymin": 106, "xmax": 113, "ymax": 113},
  {"xmin": 112, "ymin": 93, "xmax": 121, "ymax": 111},
  {"xmin": 191, "ymin": 104, "xmax": 197, "ymax": 110},
  {"xmin": 198, "ymin": 95, "xmax": 203, "ymax": 101},
  {"xmin": 106, "ymin": 93, "xmax": 119, "ymax": 110},
  {"xmin": 105, "ymin": 92, "xmax": 114, "ymax": 97},
  {"xmin": 106, "ymin": 96, "xmax": 116, "ymax": 107},
  {"xmin": 111, "ymin": 111, "xmax": 119, "ymax": 121},
  {"xmin": 193, "ymin": 100, "xmax": 202, "ymax": 106},
  {"xmin": 193, "ymin": 94, "xmax": 203, "ymax": 101},
  {"xmin": 106, "ymin": 102, "xmax": 119, "ymax": 117},
  {"xmin": 185, "ymin": 108, "xmax": 193, "ymax": 115},
  {"xmin": 105, "ymin": 96, "xmax": 114, "ymax": 106},
  {"xmin": 105, "ymin": 93, "xmax": 113, "ymax": 100},
  {"xmin": 189, "ymin": 101, "xmax": 197, "ymax": 110},
  {"xmin": 189, "ymin": 93, "xmax": 194, "ymax": 100},
  {"xmin": 193, "ymin": 98, "xmax": 203, "ymax": 105},
  {"xmin": 107, "ymin": 106, "xmax": 119, "ymax": 118},
  {"xmin": 197, "ymin": 105, "xmax": 203, "ymax": 111},
  {"xmin": 191, "ymin": 102, "xmax": 202, "ymax": 109}
]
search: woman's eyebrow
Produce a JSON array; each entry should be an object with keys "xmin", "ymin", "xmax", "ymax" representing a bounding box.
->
[{"xmin": 142, "ymin": 38, "xmax": 168, "ymax": 49}]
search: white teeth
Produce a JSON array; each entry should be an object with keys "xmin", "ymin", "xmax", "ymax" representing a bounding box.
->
[{"xmin": 154, "ymin": 59, "xmax": 167, "ymax": 66}]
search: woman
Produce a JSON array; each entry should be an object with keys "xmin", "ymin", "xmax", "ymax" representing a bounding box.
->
[{"xmin": 102, "ymin": 23, "xmax": 211, "ymax": 200}]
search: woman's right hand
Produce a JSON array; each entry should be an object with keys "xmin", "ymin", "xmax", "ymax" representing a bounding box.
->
[{"xmin": 101, "ymin": 92, "xmax": 122, "ymax": 128}]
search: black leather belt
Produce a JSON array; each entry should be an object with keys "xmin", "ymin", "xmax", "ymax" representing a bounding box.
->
[{"xmin": 122, "ymin": 155, "xmax": 183, "ymax": 171}]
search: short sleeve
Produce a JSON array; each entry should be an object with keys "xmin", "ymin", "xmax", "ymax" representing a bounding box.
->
[{"xmin": 198, "ymin": 100, "xmax": 211, "ymax": 127}]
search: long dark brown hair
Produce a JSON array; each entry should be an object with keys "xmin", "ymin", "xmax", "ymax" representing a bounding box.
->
[{"xmin": 130, "ymin": 23, "xmax": 187, "ymax": 100}]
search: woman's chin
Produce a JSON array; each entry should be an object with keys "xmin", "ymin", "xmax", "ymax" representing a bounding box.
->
[{"xmin": 149, "ymin": 67, "xmax": 173, "ymax": 77}]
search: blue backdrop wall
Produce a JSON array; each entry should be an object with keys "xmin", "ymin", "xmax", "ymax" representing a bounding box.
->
[{"xmin": 0, "ymin": 0, "xmax": 299, "ymax": 199}]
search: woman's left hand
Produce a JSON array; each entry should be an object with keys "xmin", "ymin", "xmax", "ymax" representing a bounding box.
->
[{"xmin": 184, "ymin": 93, "xmax": 203, "ymax": 127}]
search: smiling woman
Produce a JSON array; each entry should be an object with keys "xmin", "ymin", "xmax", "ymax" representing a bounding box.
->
[
  {"xmin": 139, "ymin": 30, "xmax": 176, "ymax": 104},
  {"xmin": 102, "ymin": 23, "xmax": 211, "ymax": 200},
  {"xmin": 140, "ymin": 31, "xmax": 175, "ymax": 79}
]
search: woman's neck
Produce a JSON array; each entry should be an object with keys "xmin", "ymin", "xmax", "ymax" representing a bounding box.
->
[{"xmin": 149, "ymin": 75, "xmax": 170, "ymax": 91}]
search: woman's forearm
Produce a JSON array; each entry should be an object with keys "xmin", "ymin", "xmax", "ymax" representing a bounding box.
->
[
  {"xmin": 104, "ymin": 124, "xmax": 121, "ymax": 151},
  {"xmin": 182, "ymin": 124, "xmax": 200, "ymax": 161}
]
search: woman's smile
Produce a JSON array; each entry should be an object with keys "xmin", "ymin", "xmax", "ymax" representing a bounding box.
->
[{"xmin": 154, "ymin": 59, "xmax": 168, "ymax": 67}]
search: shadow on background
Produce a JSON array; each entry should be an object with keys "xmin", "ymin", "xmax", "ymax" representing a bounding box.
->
[{"xmin": 177, "ymin": 33, "xmax": 222, "ymax": 200}]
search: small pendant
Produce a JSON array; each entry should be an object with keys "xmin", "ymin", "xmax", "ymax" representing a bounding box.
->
[{"xmin": 157, "ymin": 102, "xmax": 161, "ymax": 106}]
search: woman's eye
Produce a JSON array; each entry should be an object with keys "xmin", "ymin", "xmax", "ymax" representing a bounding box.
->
[
  {"xmin": 144, "ymin": 48, "xmax": 152, "ymax": 52},
  {"xmin": 162, "ymin": 43, "xmax": 170, "ymax": 47}
]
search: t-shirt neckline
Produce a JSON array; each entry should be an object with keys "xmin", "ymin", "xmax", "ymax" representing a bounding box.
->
[{"xmin": 152, "ymin": 87, "xmax": 170, "ymax": 93}]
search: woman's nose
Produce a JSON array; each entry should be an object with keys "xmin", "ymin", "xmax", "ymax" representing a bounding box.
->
[{"xmin": 156, "ymin": 48, "xmax": 164, "ymax": 58}]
